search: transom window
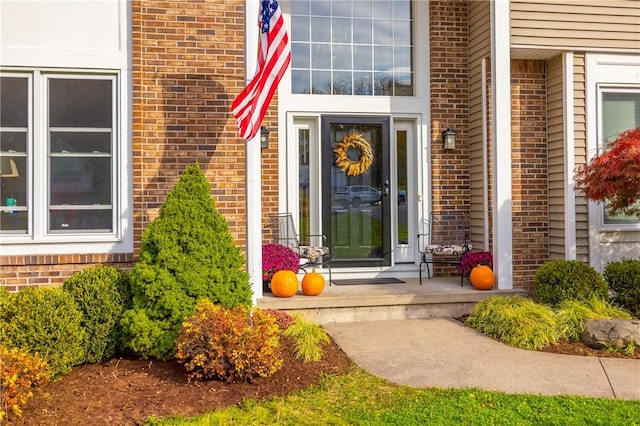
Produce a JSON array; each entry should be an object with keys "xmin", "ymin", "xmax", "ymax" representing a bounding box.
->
[
  {"xmin": 290, "ymin": 0, "xmax": 413, "ymax": 96},
  {"xmin": 0, "ymin": 72, "xmax": 117, "ymax": 236}
]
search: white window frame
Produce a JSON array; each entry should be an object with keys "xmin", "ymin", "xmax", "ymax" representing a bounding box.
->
[
  {"xmin": 0, "ymin": 69, "xmax": 131, "ymax": 255},
  {"xmin": 586, "ymin": 54, "xmax": 640, "ymax": 232},
  {"xmin": 585, "ymin": 53, "xmax": 640, "ymax": 270}
]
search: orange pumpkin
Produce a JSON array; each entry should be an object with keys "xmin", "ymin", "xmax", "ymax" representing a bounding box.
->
[
  {"xmin": 301, "ymin": 270, "xmax": 325, "ymax": 296},
  {"xmin": 470, "ymin": 265, "xmax": 495, "ymax": 290},
  {"xmin": 270, "ymin": 270, "xmax": 298, "ymax": 297}
]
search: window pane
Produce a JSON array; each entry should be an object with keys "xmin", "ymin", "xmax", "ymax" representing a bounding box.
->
[
  {"xmin": 310, "ymin": 0, "xmax": 331, "ymax": 16},
  {"xmin": 394, "ymin": 21, "xmax": 411, "ymax": 45},
  {"xmin": 333, "ymin": 44, "xmax": 352, "ymax": 70},
  {"xmin": 374, "ymin": 72, "xmax": 393, "ymax": 95},
  {"xmin": 353, "ymin": 0, "xmax": 372, "ymax": 18},
  {"xmin": 312, "ymin": 70, "xmax": 331, "ymax": 94},
  {"xmin": 1, "ymin": 155, "xmax": 28, "ymax": 234},
  {"xmin": 50, "ymin": 157, "xmax": 111, "ymax": 206},
  {"xmin": 291, "ymin": 16, "xmax": 310, "ymax": 42},
  {"xmin": 298, "ymin": 127, "xmax": 310, "ymax": 239},
  {"xmin": 50, "ymin": 131, "xmax": 111, "ymax": 153},
  {"xmin": 312, "ymin": 44, "xmax": 331, "ymax": 69},
  {"xmin": 49, "ymin": 79, "xmax": 112, "ymax": 128},
  {"xmin": 373, "ymin": 20, "xmax": 393, "ymax": 45},
  {"xmin": 0, "ymin": 77, "xmax": 28, "ymax": 127},
  {"xmin": 291, "ymin": 0, "xmax": 310, "ymax": 15},
  {"xmin": 353, "ymin": 19, "xmax": 372, "ymax": 44},
  {"xmin": 396, "ymin": 129, "xmax": 408, "ymax": 244},
  {"xmin": 374, "ymin": 46, "xmax": 393, "ymax": 71},
  {"xmin": 50, "ymin": 209, "xmax": 112, "ymax": 232},
  {"xmin": 292, "ymin": 70, "xmax": 311, "ymax": 94},
  {"xmin": 311, "ymin": 17, "xmax": 331, "ymax": 42},
  {"xmin": 0, "ymin": 132, "xmax": 27, "ymax": 153},
  {"xmin": 332, "ymin": 18, "xmax": 351, "ymax": 43},
  {"xmin": 333, "ymin": 71, "xmax": 353, "ymax": 95},
  {"xmin": 354, "ymin": 72, "xmax": 373, "ymax": 95},
  {"xmin": 353, "ymin": 46, "xmax": 372, "ymax": 70},
  {"xmin": 372, "ymin": 1, "xmax": 392, "ymax": 19}
]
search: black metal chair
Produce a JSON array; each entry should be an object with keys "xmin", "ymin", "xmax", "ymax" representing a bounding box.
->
[
  {"xmin": 268, "ymin": 213, "xmax": 332, "ymax": 284},
  {"xmin": 417, "ymin": 211, "xmax": 471, "ymax": 286}
]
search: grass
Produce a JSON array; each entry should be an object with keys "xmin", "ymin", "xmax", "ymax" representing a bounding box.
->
[{"xmin": 147, "ymin": 367, "xmax": 640, "ymax": 426}]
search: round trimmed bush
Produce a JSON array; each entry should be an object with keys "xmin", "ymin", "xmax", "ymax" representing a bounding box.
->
[
  {"xmin": 0, "ymin": 287, "xmax": 86, "ymax": 379},
  {"xmin": 603, "ymin": 258, "xmax": 640, "ymax": 318},
  {"xmin": 534, "ymin": 259, "xmax": 608, "ymax": 306},
  {"xmin": 63, "ymin": 265, "xmax": 132, "ymax": 363}
]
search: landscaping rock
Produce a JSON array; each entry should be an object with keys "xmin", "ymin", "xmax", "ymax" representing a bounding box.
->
[{"xmin": 581, "ymin": 319, "xmax": 640, "ymax": 349}]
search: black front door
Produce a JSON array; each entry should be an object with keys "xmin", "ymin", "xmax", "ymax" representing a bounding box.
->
[{"xmin": 321, "ymin": 116, "xmax": 391, "ymax": 267}]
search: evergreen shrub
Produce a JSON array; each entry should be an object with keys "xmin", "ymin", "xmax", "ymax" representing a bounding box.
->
[
  {"xmin": 62, "ymin": 265, "xmax": 132, "ymax": 362},
  {"xmin": 175, "ymin": 300, "xmax": 282, "ymax": 382},
  {"xmin": 0, "ymin": 346, "xmax": 51, "ymax": 420},
  {"xmin": 0, "ymin": 287, "xmax": 86, "ymax": 379},
  {"xmin": 603, "ymin": 258, "xmax": 640, "ymax": 318},
  {"xmin": 534, "ymin": 259, "xmax": 608, "ymax": 306},
  {"xmin": 121, "ymin": 164, "xmax": 252, "ymax": 360}
]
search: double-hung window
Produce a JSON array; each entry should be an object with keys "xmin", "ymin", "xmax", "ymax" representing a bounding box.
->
[
  {"xmin": 0, "ymin": 72, "xmax": 118, "ymax": 238},
  {"xmin": 598, "ymin": 86, "xmax": 640, "ymax": 225}
]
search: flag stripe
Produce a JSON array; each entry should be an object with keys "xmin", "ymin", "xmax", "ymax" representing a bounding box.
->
[{"xmin": 232, "ymin": 0, "xmax": 291, "ymax": 141}]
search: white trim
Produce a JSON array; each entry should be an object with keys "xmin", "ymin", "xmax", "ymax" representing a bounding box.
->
[
  {"xmin": 244, "ymin": 0, "xmax": 262, "ymax": 304},
  {"xmin": 481, "ymin": 58, "xmax": 489, "ymax": 250},
  {"xmin": 491, "ymin": 0, "xmax": 513, "ymax": 290},
  {"xmin": 563, "ymin": 52, "xmax": 577, "ymax": 259}
]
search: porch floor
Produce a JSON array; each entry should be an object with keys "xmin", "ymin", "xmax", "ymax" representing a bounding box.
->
[{"xmin": 257, "ymin": 277, "xmax": 528, "ymax": 324}]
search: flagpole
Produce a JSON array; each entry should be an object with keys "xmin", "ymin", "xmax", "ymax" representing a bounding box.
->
[{"xmin": 245, "ymin": 0, "xmax": 262, "ymax": 304}]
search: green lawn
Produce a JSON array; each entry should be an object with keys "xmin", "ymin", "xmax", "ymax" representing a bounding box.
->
[{"xmin": 147, "ymin": 367, "xmax": 640, "ymax": 426}]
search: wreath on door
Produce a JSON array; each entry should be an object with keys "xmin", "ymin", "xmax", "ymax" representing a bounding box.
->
[{"xmin": 333, "ymin": 133, "xmax": 374, "ymax": 176}]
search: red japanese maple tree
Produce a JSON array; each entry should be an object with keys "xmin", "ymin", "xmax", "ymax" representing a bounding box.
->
[{"xmin": 574, "ymin": 126, "xmax": 640, "ymax": 217}]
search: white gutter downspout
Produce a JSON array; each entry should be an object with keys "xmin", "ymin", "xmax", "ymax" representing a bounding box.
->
[
  {"xmin": 490, "ymin": 0, "xmax": 513, "ymax": 289},
  {"xmin": 244, "ymin": 0, "xmax": 262, "ymax": 304},
  {"xmin": 482, "ymin": 58, "xmax": 489, "ymax": 249},
  {"xmin": 563, "ymin": 52, "xmax": 577, "ymax": 259}
]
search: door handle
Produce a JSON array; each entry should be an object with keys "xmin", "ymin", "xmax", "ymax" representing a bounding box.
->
[{"xmin": 383, "ymin": 180, "xmax": 390, "ymax": 196}]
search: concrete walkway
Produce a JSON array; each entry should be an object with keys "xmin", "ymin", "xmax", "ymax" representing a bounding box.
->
[{"xmin": 323, "ymin": 318, "xmax": 640, "ymax": 400}]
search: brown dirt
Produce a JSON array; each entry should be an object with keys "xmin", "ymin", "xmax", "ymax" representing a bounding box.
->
[
  {"xmin": 6, "ymin": 338, "xmax": 353, "ymax": 426},
  {"xmin": 6, "ymin": 324, "xmax": 639, "ymax": 426}
]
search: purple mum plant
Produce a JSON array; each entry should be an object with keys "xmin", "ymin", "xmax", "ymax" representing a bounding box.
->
[
  {"xmin": 262, "ymin": 243, "xmax": 300, "ymax": 281},
  {"xmin": 458, "ymin": 251, "xmax": 493, "ymax": 278}
]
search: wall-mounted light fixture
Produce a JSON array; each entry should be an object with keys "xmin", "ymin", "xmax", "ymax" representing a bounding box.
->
[
  {"xmin": 442, "ymin": 128, "xmax": 456, "ymax": 150},
  {"xmin": 260, "ymin": 126, "xmax": 270, "ymax": 149}
]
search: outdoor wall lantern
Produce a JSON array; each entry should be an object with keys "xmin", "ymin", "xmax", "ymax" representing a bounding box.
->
[
  {"xmin": 442, "ymin": 128, "xmax": 456, "ymax": 150},
  {"xmin": 260, "ymin": 126, "xmax": 270, "ymax": 149}
]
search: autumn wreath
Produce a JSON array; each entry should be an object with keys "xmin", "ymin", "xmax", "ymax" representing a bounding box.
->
[{"xmin": 333, "ymin": 134, "xmax": 374, "ymax": 176}]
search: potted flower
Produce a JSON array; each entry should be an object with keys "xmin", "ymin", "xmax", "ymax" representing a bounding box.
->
[
  {"xmin": 262, "ymin": 243, "xmax": 300, "ymax": 293},
  {"xmin": 458, "ymin": 251, "xmax": 493, "ymax": 279}
]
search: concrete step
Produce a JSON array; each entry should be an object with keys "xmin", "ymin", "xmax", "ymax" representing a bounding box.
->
[{"xmin": 257, "ymin": 277, "xmax": 528, "ymax": 324}]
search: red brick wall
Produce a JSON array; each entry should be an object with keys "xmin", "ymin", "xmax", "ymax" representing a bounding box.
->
[
  {"xmin": 430, "ymin": 0, "xmax": 470, "ymax": 213},
  {"xmin": 510, "ymin": 59, "xmax": 549, "ymax": 293},
  {"xmin": 429, "ymin": 0, "xmax": 470, "ymax": 276}
]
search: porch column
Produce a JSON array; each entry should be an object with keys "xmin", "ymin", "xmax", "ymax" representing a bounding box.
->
[
  {"xmin": 244, "ymin": 0, "xmax": 262, "ymax": 304},
  {"xmin": 490, "ymin": 0, "xmax": 513, "ymax": 289}
]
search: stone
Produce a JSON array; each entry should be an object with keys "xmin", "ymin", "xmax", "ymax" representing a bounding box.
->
[{"xmin": 581, "ymin": 318, "xmax": 640, "ymax": 349}]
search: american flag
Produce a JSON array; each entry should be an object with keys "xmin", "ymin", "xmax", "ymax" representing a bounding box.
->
[{"xmin": 232, "ymin": 0, "xmax": 291, "ymax": 141}]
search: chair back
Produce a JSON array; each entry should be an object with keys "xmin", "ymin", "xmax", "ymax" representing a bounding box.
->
[
  {"xmin": 429, "ymin": 212, "xmax": 467, "ymax": 247},
  {"xmin": 269, "ymin": 213, "xmax": 300, "ymax": 249}
]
